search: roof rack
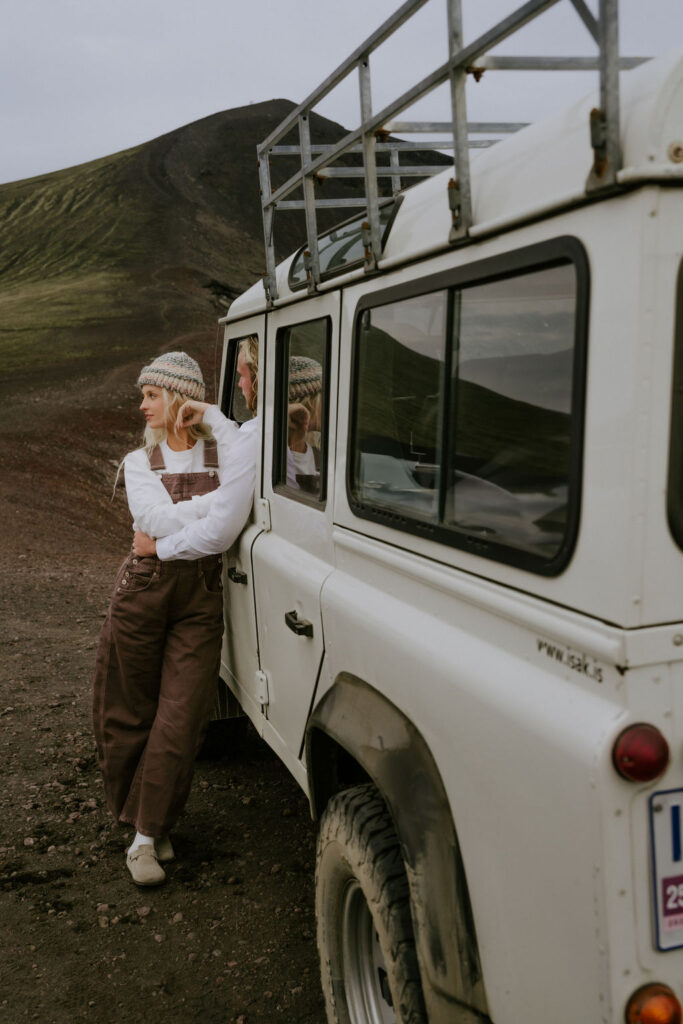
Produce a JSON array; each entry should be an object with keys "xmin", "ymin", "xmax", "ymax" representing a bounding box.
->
[{"xmin": 257, "ymin": 0, "xmax": 648, "ymax": 303}]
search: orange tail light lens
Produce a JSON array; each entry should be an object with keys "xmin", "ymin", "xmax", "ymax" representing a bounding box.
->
[{"xmin": 625, "ymin": 982, "xmax": 682, "ymax": 1024}]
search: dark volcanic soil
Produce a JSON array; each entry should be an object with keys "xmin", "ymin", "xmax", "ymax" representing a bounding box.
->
[{"xmin": 0, "ymin": 372, "xmax": 326, "ymax": 1024}]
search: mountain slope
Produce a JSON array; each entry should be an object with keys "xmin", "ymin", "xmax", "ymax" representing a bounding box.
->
[{"xmin": 0, "ymin": 99, "xmax": 372, "ymax": 389}]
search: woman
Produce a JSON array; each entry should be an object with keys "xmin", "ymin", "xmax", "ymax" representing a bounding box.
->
[
  {"xmin": 93, "ymin": 350, "xmax": 238, "ymax": 887},
  {"xmin": 287, "ymin": 355, "xmax": 323, "ymax": 492},
  {"xmin": 132, "ymin": 335, "xmax": 259, "ymax": 563}
]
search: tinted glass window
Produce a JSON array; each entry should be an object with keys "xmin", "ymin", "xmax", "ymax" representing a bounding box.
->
[
  {"xmin": 230, "ymin": 365, "xmax": 253, "ymax": 424},
  {"xmin": 447, "ymin": 265, "xmax": 576, "ymax": 559},
  {"xmin": 353, "ymin": 292, "xmax": 447, "ymax": 522},
  {"xmin": 274, "ymin": 318, "xmax": 329, "ymax": 503},
  {"xmin": 350, "ymin": 259, "xmax": 581, "ymax": 570},
  {"xmin": 290, "ymin": 203, "xmax": 397, "ymax": 288},
  {"xmin": 223, "ymin": 335, "xmax": 258, "ymax": 424}
]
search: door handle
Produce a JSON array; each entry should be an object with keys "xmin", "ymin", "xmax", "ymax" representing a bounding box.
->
[
  {"xmin": 285, "ymin": 609, "xmax": 314, "ymax": 638},
  {"xmin": 228, "ymin": 567, "xmax": 248, "ymax": 585}
]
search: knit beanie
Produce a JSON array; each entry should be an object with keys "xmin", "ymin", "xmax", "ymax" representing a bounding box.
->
[
  {"xmin": 288, "ymin": 356, "xmax": 322, "ymax": 402},
  {"xmin": 137, "ymin": 351, "xmax": 205, "ymax": 401}
]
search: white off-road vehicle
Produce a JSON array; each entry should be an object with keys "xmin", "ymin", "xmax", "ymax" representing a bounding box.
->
[{"xmin": 215, "ymin": 2, "xmax": 683, "ymax": 1021}]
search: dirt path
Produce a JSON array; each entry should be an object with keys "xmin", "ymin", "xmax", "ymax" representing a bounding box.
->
[{"xmin": 0, "ymin": 380, "xmax": 326, "ymax": 1023}]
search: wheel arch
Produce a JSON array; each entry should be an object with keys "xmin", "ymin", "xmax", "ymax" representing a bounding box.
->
[{"xmin": 306, "ymin": 672, "xmax": 491, "ymax": 1024}]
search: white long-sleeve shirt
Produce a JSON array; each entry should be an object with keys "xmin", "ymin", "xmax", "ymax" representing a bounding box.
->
[
  {"xmin": 156, "ymin": 416, "xmax": 259, "ymax": 561},
  {"xmin": 123, "ymin": 406, "xmax": 239, "ymax": 538}
]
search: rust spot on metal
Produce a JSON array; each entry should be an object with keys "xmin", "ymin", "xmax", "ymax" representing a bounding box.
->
[
  {"xmin": 589, "ymin": 107, "xmax": 608, "ymax": 179},
  {"xmin": 361, "ymin": 221, "xmax": 371, "ymax": 262},
  {"xmin": 466, "ymin": 65, "xmax": 485, "ymax": 83}
]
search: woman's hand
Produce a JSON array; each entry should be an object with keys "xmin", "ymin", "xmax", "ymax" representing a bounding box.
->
[
  {"xmin": 133, "ymin": 530, "xmax": 157, "ymax": 557},
  {"xmin": 176, "ymin": 400, "xmax": 210, "ymax": 431}
]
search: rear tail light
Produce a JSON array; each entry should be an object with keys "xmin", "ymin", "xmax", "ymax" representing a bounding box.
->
[
  {"xmin": 625, "ymin": 982, "xmax": 682, "ymax": 1024},
  {"xmin": 612, "ymin": 723, "xmax": 669, "ymax": 783}
]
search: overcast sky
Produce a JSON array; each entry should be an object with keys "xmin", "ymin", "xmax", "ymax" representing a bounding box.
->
[{"xmin": 2, "ymin": 0, "xmax": 682, "ymax": 185}]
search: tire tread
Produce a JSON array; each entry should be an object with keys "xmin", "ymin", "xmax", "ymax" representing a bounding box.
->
[{"xmin": 316, "ymin": 783, "xmax": 428, "ymax": 1024}]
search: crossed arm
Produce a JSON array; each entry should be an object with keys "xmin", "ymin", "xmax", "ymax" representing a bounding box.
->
[{"xmin": 133, "ymin": 404, "xmax": 258, "ymax": 560}]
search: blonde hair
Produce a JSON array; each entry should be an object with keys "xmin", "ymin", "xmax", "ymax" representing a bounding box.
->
[
  {"xmin": 143, "ymin": 387, "xmax": 212, "ymax": 454},
  {"xmin": 239, "ymin": 335, "xmax": 259, "ymax": 412},
  {"xmin": 112, "ymin": 385, "xmax": 213, "ymax": 501}
]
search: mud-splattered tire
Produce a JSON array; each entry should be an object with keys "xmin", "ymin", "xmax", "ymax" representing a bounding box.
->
[{"xmin": 316, "ymin": 783, "xmax": 428, "ymax": 1024}]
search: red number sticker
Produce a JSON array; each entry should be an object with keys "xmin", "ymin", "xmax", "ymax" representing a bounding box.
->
[{"xmin": 662, "ymin": 874, "xmax": 683, "ymax": 931}]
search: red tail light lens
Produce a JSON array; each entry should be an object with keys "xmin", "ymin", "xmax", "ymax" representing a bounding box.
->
[
  {"xmin": 612, "ymin": 723, "xmax": 669, "ymax": 782},
  {"xmin": 625, "ymin": 982, "xmax": 682, "ymax": 1024}
]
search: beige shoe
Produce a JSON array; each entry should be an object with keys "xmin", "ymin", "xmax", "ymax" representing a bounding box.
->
[
  {"xmin": 155, "ymin": 835, "xmax": 175, "ymax": 863},
  {"xmin": 126, "ymin": 843, "xmax": 166, "ymax": 887}
]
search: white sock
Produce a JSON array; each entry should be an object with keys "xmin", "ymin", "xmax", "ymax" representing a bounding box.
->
[{"xmin": 129, "ymin": 830, "xmax": 153, "ymax": 853}]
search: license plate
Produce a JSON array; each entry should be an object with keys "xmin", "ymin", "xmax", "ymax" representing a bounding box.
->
[{"xmin": 649, "ymin": 788, "xmax": 683, "ymax": 951}]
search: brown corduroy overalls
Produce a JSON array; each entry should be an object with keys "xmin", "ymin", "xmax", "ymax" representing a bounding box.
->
[{"xmin": 93, "ymin": 440, "xmax": 223, "ymax": 838}]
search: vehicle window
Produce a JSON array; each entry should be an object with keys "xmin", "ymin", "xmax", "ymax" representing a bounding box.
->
[
  {"xmin": 447, "ymin": 265, "xmax": 577, "ymax": 560},
  {"xmin": 274, "ymin": 318, "xmax": 330, "ymax": 504},
  {"xmin": 667, "ymin": 259, "xmax": 683, "ymax": 549},
  {"xmin": 353, "ymin": 292, "xmax": 447, "ymax": 522},
  {"xmin": 350, "ymin": 258, "xmax": 583, "ymax": 572},
  {"xmin": 222, "ymin": 335, "xmax": 258, "ymax": 425},
  {"xmin": 289, "ymin": 202, "xmax": 398, "ymax": 289}
]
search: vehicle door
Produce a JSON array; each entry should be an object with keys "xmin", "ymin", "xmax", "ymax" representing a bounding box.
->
[
  {"xmin": 250, "ymin": 293, "xmax": 339, "ymax": 775},
  {"xmin": 219, "ymin": 317, "xmax": 267, "ymax": 726}
]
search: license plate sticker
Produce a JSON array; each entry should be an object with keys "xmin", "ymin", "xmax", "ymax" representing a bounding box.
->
[{"xmin": 650, "ymin": 789, "xmax": 683, "ymax": 950}]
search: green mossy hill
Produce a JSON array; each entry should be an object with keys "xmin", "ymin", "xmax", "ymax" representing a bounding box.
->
[{"xmin": 0, "ymin": 99, "xmax": 404, "ymax": 390}]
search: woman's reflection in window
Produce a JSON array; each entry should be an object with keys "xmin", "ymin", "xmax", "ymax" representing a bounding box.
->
[{"xmin": 287, "ymin": 356, "xmax": 323, "ymax": 494}]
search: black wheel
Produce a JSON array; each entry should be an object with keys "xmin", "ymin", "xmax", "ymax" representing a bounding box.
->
[
  {"xmin": 316, "ymin": 783, "xmax": 428, "ymax": 1024},
  {"xmin": 196, "ymin": 715, "xmax": 249, "ymax": 760}
]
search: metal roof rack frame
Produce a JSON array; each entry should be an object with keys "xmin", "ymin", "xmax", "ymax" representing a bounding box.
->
[{"xmin": 256, "ymin": 0, "xmax": 648, "ymax": 304}]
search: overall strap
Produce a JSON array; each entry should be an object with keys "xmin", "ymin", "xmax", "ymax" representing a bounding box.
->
[
  {"xmin": 203, "ymin": 438, "xmax": 219, "ymax": 469},
  {"xmin": 148, "ymin": 445, "xmax": 166, "ymax": 471}
]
